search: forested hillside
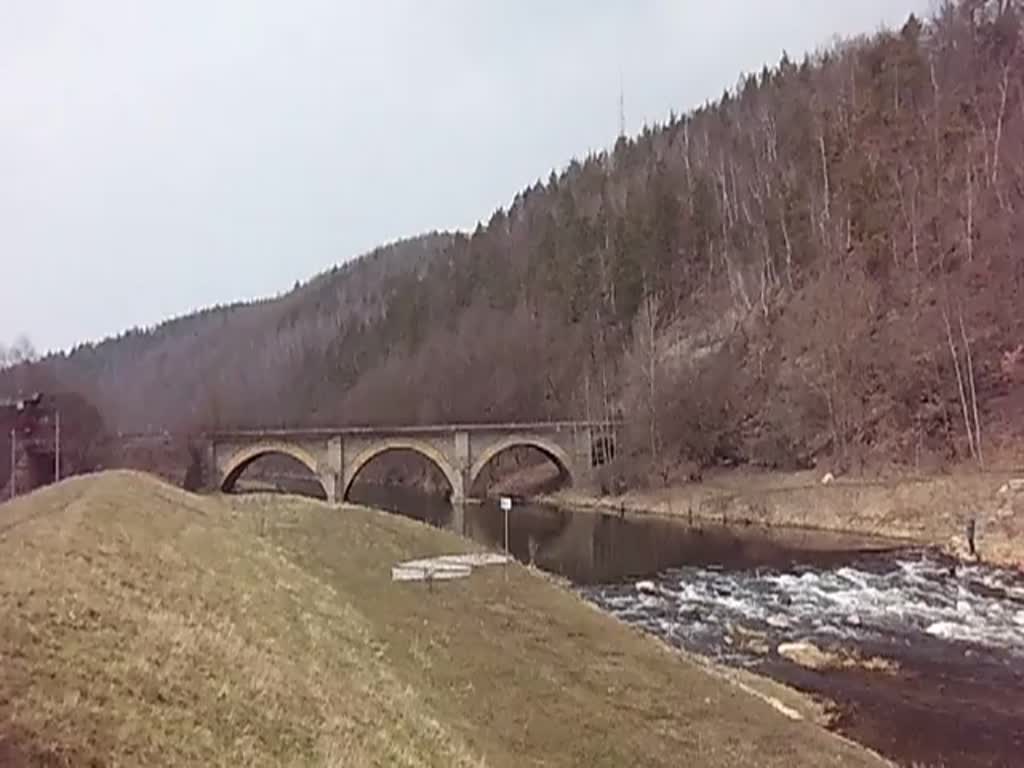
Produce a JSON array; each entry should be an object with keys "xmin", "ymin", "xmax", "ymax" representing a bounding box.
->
[
  {"xmin": 3, "ymin": 234, "xmax": 452, "ymax": 432},
  {"xmin": 4, "ymin": 1, "xmax": 1023, "ymax": 483}
]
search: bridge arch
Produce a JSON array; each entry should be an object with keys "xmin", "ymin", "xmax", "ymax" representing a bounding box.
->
[
  {"xmin": 220, "ymin": 442, "xmax": 326, "ymax": 497},
  {"xmin": 468, "ymin": 436, "xmax": 574, "ymax": 496},
  {"xmin": 343, "ymin": 439, "xmax": 463, "ymax": 502}
]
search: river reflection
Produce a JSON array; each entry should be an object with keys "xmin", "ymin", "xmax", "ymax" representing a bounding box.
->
[{"xmin": 348, "ymin": 484, "xmax": 901, "ymax": 585}]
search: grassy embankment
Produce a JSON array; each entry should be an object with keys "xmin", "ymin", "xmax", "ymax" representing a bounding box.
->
[
  {"xmin": 0, "ymin": 471, "xmax": 888, "ymax": 767},
  {"xmin": 549, "ymin": 468, "xmax": 1024, "ymax": 568}
]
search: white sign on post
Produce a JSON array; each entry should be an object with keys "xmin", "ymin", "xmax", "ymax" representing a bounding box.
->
[{"xmin": 499, "ymin": 496, "xmax": 512, "ymax": 554}]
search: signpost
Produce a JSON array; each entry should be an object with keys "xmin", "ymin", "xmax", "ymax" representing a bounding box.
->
[{"xmin": 499, "ymin": 496, "xmax": 512, "ymax": 554}]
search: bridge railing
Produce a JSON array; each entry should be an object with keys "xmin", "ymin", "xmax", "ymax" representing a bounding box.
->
[{"xmin": 205, "ymin": 421, "xmax": 623, "ymax": 440}]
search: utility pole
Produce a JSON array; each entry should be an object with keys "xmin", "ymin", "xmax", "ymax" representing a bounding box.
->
[{"xmin": 54, "ymin": 408, "xmax": 61, "ymax": 483}]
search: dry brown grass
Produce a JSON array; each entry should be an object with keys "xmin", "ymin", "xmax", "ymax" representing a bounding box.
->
[
  {"xmin": 777, "ymin": 641, "xmax": 899, "ymax": 675},
  {"xmin": 1, "ymin": 473, "xmax": 480, "ymax": 766},
  {"xmin": 1, "ymin": 471, "xmax": 889, "ymax": 767}
]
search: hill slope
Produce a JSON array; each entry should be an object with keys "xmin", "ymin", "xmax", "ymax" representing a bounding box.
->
[
  {"xmin": 3, "ymin": 234, "xmax": 453, "ymax": 433},
  {"xmin": 0, "ymin": 472, "xmax": 887, "ymax": 767}
]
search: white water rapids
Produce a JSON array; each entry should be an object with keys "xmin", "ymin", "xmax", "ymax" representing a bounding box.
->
[{"xmin": 581, "ymin": 552, "xmax": 1024, "ymax": 667}]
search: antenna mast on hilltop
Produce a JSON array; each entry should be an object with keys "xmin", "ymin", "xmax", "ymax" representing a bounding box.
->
[{"xmin": 618, "ymin": 69, "xmax": 626, "ymax": 138}]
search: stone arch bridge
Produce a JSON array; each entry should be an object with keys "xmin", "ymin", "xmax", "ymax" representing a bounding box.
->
[{"xmin": 206, "ymin": 422, "xmax": 616, "ymax": 503}]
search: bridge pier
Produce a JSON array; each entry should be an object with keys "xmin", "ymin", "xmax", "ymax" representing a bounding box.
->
[
  {"xmin": 453, "ymin": 429, "xmax": 470, "ymax": 505},
  {"xmin": 320, "ymin": 472, "xmax": 339, "ymax": 504},
  {"xmin": 448, "ymin": 477, "xmax": 466, "ymax": 505},
  {"xmin": 449, "ymin": 501, "xmax": 466, "ymax": 536}
]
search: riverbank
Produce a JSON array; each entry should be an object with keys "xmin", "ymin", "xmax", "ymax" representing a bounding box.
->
[
  {"xmin": 0, "ymin": 471, "xmax": 888, "ymax": 767},
  {"xmin": 546, "ymin": 468, "xmax": 1024, "ymax": 568}
]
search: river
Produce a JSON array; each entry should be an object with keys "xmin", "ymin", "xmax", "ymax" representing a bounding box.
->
[{"xmin": 349, "ymin": 484, "xmax": 1024, "ymax": 768}]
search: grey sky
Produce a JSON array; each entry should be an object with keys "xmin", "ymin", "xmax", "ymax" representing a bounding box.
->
[{"xmin": 2, "ymin": 1, "xmax": 929, "ymax": 354}]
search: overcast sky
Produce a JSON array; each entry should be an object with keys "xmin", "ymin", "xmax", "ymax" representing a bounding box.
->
[{"xmin": 2, "ymin": 0, "xmax": 929, "ymax": 353}]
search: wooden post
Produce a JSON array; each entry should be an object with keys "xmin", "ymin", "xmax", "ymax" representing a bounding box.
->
[
  {"xmin": 10, "ymin": 428, "xmax": 16, "ymax": 499},
  {"xmin": 54, "ymin": 409, "xmax": 61, "ymax": 483}
]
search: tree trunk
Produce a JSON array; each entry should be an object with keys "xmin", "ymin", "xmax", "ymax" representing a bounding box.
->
[
  {"xmin": 647, "ymin": 295, "xmax": 658, "ymax": 462},
  {"xmin": 943, "ymin": 308, "xmax": 977, "ymax": 461},
  {"xmin": 959, "ymin": 310, "xmax": 984, "ymax": 468}
]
